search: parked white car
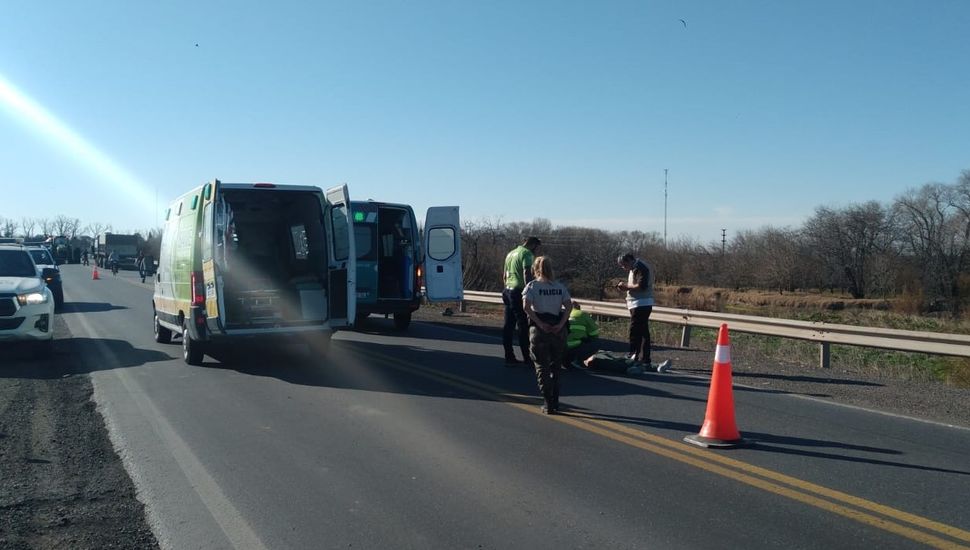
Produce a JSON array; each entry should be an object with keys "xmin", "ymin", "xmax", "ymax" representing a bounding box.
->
[
  {"xmin": 25, "ymin": 245, "xmax": 65, "ymax": 308},
  {"xmin": 0, "ymin": 244, "xmax": 56, "ymax": 357}
]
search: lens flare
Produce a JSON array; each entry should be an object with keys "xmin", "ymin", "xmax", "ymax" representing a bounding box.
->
[{"xmin": 0, "ymin": 73, "xmax": 155, "ymax": 211}]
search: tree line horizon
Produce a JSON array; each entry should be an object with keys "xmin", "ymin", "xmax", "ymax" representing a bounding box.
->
[{"xmin": 5, "ymin": 170, "xmax": 969, "ymax": 314}]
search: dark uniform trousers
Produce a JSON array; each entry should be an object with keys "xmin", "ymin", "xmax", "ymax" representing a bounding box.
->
[
  {"xmin": 502, "ymin": 287, "xmax": 529, "ymax": 360},
  {"xmin": 529, "ymin": 325, "xmax": 566, "ymax": 409}
]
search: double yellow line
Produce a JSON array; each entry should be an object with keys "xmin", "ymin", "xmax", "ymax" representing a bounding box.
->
[{"xmin": 356, "ymin": 347, "xmax": 970, "ymax": 549}]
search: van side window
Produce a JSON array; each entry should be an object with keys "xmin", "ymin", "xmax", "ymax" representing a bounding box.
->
[
  {"xmin": 290, "ymin": 224, "xmax": 309, "ymax": 260},
  {"xmin": 330, "ymin": 204, "xmax": 350, "ymax": 261},
  {"xmin": 427, "ymin": 227, "xmax": 456, "ymax": 260},
  {"xmin": 202, "ymin": 203, "xmax": 213, "ymax": 262},
  {"xmin": 213, "ymin": 200, "xmax": 233, "ymax": 270}
]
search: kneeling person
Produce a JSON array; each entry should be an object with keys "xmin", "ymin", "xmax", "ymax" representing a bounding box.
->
[{"xmin": 565, "ymin": 302, "xmax": 599, "ymax": 369}]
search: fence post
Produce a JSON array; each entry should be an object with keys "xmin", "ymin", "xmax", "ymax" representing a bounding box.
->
[
  {"xmin": 680, "ymin": 325, "xmax": 692, "ymax": 348},
  {"xmin": 819, "ymin": 342, "xmax": 831, "ymax": 368},
  {"xmin": 459, "ymin": 300, "xmax": 467, "ymax": 313}
]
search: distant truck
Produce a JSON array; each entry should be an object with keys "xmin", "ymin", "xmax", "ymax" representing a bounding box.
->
[
  {"xmin": 51, "ymin": 235, "xmax": 71, "ymax": 264},
  {"xmin": 97, "ymin": 232, "xmax": 139, "ymax": 269}
]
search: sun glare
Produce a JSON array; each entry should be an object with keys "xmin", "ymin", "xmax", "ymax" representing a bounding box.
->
[{"xmin": 0, "ymin": 73, "xmax": 155, "ymax": 211}]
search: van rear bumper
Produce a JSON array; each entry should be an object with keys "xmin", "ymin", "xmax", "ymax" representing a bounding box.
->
[{"xmin": 356, "ymin": 299, "xmax": 420, "ymax": 317}]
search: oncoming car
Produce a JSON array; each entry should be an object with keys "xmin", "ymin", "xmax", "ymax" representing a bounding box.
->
[
  {"xmin": 25, "ymin": 245, "xmax": 64, "ymax": 309},
  {"xmin": 0, "ymin": 244, "xmax": 56, "ymax": 357}
]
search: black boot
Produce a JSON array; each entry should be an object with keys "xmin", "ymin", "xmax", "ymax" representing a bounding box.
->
[{"xmin": 540, "ymin": 388, "xmax": 556, "ymax": 415}]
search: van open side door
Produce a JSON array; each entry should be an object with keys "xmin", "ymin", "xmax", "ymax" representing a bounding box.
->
[
  {"xmin": 423, "ymin": 206, "xmax": 463, "ymax": 302},
  {"xmin": 201, "ymin": 179, "xmax": 224, "ymax": 334},
  {"xmin": 326, "ymin": 184, "xmax": 357, "ymax": 327}
]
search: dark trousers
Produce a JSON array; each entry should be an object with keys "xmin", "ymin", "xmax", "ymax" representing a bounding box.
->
[
  {"xmin": 502, "ymin": 288, "xmax": 529, "ymax": 360},
  {"xmin": 565, "ymin": 338, "xmax": 598, "ymax": 365},
  {"xmin": 530, "ymin": 326, "xmax": 565, "ymax": 409},
  {"xmin": 629, "ymin": 306, "xmax": 653, "ymax": 364}
]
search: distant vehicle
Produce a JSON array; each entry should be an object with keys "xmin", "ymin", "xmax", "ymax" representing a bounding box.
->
[
  {"xmin": 0, "ymin": 244, "xmax": 56, "ymax": 357},
  {"xmin": 153, "ymin": 179, "xmax": 356, "ymax": 365},
  {"xmin": 351, "ymin": 200, "xmax": 463, "ymax": 330},
  {"xmin": 96, "ymin": 232, "xmax": 139, "ymax": 269},
  {"xmin": 25, "ymin": 245, "xmax": 64, "ymax": 309},
  {"xmin": 51, "ymin": 235, "xmax": 71, "ymax": 264}
]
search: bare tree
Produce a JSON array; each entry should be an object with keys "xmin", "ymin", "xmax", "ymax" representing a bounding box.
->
[
  {"xmin": 20, "ymin": 217, "xmax": 37, "ymax": 239},
  {"xmin": 547, "ymin": 226, "xmax": 624, "ymax": 300},
  {"xmin": 803, "ymin": 202, "xmax": 897, "ymax": 298},
  {"xmin": 460, "ymin": 218, "xmax": 508, "ymax": 292},
  {"xmin": 892, "ymin": 177, "xmax": 970, "ymax": 313},
  {"xmin": 0, "ymin": 217, "xmax": 17, "ymax": 238},
  {"xmin": 38, "ymin": 217, "xmax": 54, "ymax": 237},
  {"xmin": 53, "ymin": 214, "xmax": 82, "ymax": 238},
  {"xmin": 85, "ymin": 222, "xmax": 112, "ymax": 238}
]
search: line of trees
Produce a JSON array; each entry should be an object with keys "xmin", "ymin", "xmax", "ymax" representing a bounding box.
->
[
  {"xmin": 0, "ymin": 216, "xmax": 101, "ymax": 241},
  {"xmin": 0, "ymin": 214, "xmax": 163, "ymax": 259},
  {"xmin": 461, "ymin": 170, "xmax": 970, "ymax": 315}
]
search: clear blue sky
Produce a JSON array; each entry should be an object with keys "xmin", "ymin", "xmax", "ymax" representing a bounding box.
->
[{"xmin": 1, "ymin": 0, "xmax": 968, "ymax": 243}]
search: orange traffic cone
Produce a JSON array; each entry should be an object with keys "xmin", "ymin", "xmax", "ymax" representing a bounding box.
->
[
  {"xmin": 684, "ymin": 324, "xmax": 746, "ymax": 448},
  {"xmin": 92, "ymin": 266, "xmax": 100, "ymax": 280}
]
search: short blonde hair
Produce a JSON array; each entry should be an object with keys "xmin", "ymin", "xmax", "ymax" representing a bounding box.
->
[{"xmin": 532, "ymin": 255, "xmax": 555, "ymax": 280}]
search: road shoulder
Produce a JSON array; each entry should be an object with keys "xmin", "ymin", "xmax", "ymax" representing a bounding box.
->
[{"xmin": 0, "ymin": 314, "xmax": 159, "ymax": 550}]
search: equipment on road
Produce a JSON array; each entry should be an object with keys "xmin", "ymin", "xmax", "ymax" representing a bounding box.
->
[
  {"xmin": 153, "ymin": 179, "xmax": 358, "ymax": 365},
  {"xmin": 350, "ymin": 200, "xmax": 463, "ymax": 331},
  {"xmin": 684, "ymin": 324, "xmax": 747, "ymax": 448}
]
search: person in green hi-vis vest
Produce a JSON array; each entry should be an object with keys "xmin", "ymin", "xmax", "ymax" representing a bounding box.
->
[{"xmin": 501, "ymin": 236, "xmax": 541, "ymax": 366}]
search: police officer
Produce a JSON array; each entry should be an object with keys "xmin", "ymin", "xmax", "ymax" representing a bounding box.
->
[
  {"xmin": 523, "ymin": 255, "xmax": 571, "ymax": 414},
  {"xmin": 502, "ymin": 236, "xmax": 541, "ymax": 365}
]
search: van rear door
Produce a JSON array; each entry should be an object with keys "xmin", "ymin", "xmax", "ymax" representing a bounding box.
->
[
  {"xmin": 423, "ymin": 206, "xmax": 463, "ymax": 302},
  {"xmin": 326, "ymin": 184, "xmax": 356, "ymax": 327}
]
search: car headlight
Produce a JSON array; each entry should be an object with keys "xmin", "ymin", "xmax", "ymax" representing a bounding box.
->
[{"xmin": 17, "ymin": 292, "xmax": 49, "ymax": 305}]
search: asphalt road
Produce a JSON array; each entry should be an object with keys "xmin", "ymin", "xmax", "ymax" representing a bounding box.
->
[{"xmin": 58, "ymin": 264, "xmax": 970, "ymax": 550}]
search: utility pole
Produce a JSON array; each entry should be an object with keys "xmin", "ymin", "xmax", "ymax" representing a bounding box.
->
[
  {"xmin": 664, "ymin": 169, "xmax": 668, "ymax": 248},
  {"xmin": 721, "ymin": 228, "xmax": 726, "ymax": 255}
]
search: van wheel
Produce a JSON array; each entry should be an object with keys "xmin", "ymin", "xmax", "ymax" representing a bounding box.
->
[
  {"xmin": 182, "ymin": 323, "xmax": 205, "ymax": 366},
  {"xmin": 393, "ymin": 312, "xmax": 411, "ymax": 331},
  {"xmin": 154, "ymin": 312, "xmax": 172, "ymax": 344}
]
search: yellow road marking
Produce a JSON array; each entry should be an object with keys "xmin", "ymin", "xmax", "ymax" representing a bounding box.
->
[{"xmin": 351, "ymin": 347, "xmax": 970, "ymax": 549}]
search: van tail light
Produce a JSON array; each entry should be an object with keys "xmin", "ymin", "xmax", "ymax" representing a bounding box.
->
[
  {"xmin": 416, "ymin": 265, "xmax": 424, "ymax": 291},
  {"xmin": 191, "ymin": 271, "xmax": 205, "ymax": 306}
]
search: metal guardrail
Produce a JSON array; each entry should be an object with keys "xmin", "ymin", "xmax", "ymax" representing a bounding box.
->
[{"xmin": 461, "ymin": 290, "xmax": 970, "ymax": 368}]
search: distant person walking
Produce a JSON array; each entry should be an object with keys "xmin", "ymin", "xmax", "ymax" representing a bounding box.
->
[
  {"xmin": 502, "ymin": 236, "xmax": 541, "ymax": 366},
  {"xmin": 137, "ymin": 252, "xmax": 147, "ymax": 283},
  {"xmin": 616, "ymin": 252, "xmax": 670, "ymax": 373},
  {"xmin": 523, "ymin": 255, "xmax": 571, "ymax": 414}
]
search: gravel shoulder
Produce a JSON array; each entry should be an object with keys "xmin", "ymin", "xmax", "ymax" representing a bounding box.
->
[
  {"xmin": 412, "ymin": 303, "xmax": 970, "ymax": 430},
  {"xmin": 0, "ymin": 314, "xmax": 158, "ymax": 550}
]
